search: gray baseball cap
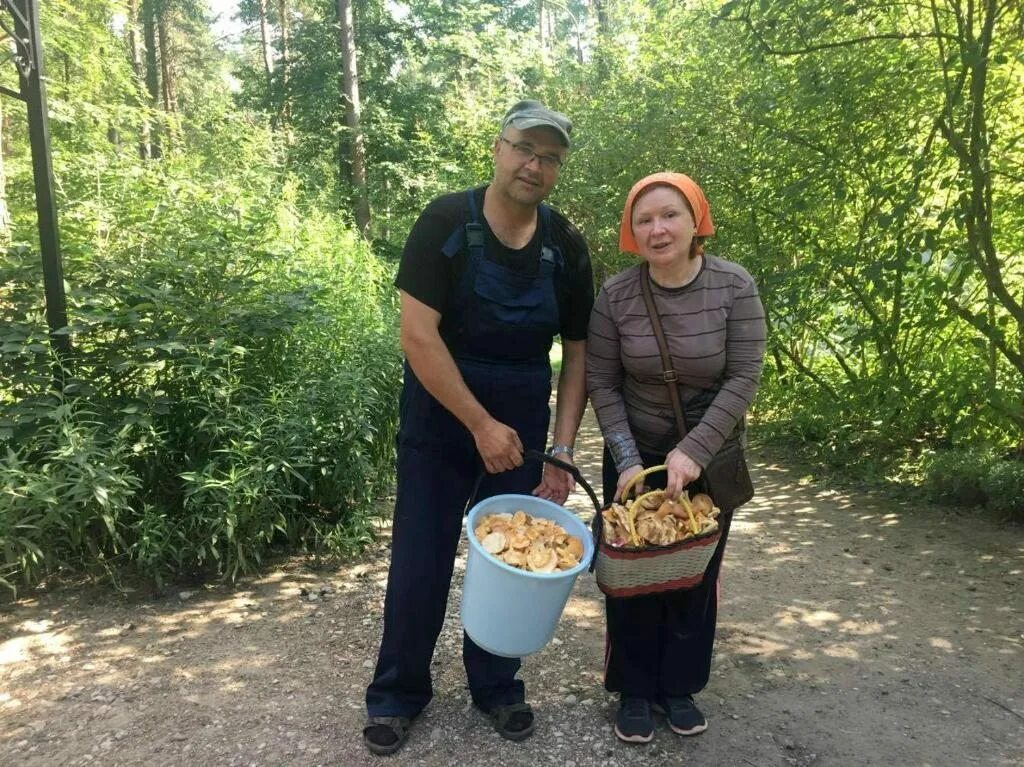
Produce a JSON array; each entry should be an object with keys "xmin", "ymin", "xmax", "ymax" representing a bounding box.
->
[{"xmin": 501, "ymin": 100, "xmax": 572, "ymax": 147}]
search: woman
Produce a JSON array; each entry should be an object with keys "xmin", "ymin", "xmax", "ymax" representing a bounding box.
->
[{"xmin": 586, "ymin": 172, "xmax": 766, "ymax": 744}]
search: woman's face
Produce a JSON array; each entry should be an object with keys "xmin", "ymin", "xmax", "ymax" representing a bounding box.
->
[{"xmin": 630, "ymin": 186, "xmax": 696, "ymax": 268}]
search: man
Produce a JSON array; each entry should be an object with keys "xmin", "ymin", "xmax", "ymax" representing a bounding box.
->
[{"xmin": 363, "ymin": 100, "xmax": 594, "ymax": 756}]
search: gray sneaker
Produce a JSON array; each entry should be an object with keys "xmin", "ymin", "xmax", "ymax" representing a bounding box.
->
[{"xmin": 652, "ymin": 695, "xmax": 708, "ymax": 736}]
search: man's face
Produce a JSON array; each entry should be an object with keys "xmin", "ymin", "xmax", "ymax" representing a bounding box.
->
[{"xmin": 491, "ymin": 125, "xmax": 567, "ymax": 208}]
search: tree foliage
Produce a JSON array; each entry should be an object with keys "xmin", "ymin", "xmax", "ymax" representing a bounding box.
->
[{"xmin": 2, "ymin": 0, "xmax": 1022, "ymax": 591}]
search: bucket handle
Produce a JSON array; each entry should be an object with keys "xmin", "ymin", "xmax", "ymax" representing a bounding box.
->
[{"xmin": 464, "ymin": 448, "xmax": 602, "ymax": 518}]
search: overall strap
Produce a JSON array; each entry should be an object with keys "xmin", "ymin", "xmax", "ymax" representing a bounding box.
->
[
  {"xmin": 439, "ymin": 189, "xmax": 485, "ymax": 262},
  {"xmin": 442, "ymin": 194, "xmax": 561, "ymax": 272},
  {"xmin": 537, "ymin": 203, "xmax": 561, "ymax": 277},
  {"xmin": 464, "ymin": 189, "xmax": 486, "ymax": 263},
  {"xmin": 437, "ymin": 190, "xmax": 484, "ymax": 346}
]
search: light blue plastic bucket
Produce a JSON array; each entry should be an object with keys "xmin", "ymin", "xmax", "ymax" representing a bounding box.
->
[{"xmin": 462, "ymin": 494, "xmax": 595, "ymax": 658}]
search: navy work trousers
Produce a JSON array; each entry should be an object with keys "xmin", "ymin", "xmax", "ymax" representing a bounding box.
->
[
  {"xmin": 365, "ymin": 359, "xmax": 551, "ymax": 720},
  {"xmin": 601, "ymin": 447, "xmax": 733, "ymax": 701}
]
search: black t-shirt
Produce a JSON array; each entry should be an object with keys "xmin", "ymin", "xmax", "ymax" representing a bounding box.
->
[{"xmin": 395, "ymin": 186, "xmax": 594, "ymax": 341}]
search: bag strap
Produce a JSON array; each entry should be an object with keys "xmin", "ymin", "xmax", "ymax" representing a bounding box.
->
[{"xmin": 639, "ymin": 263, "xmax": 689, "ymax": 441}]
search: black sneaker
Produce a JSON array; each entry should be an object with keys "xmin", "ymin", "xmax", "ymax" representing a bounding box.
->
[
  {"xmin": 652, "ymin": 695, "xmax": 708, "ymax": 736},
  {"xmin": 614, "ymin": 697, "xmax": 654, "ymax": 744}
]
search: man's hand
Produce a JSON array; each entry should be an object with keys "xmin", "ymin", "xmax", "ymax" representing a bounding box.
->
[
  {"xmin": 665, "ymin": 447, "xmax": 701, "ymax": 499},
  {"xmin": 472, "ymin": 418, "xmax": 524, "ymax": 474},
  {"xmin": 533, "ymin": 455, "xmax": 576, "ymax": 505},
  {"xmin": 614, "ymin": 464, "xmax": 645, "ymax": 502}
]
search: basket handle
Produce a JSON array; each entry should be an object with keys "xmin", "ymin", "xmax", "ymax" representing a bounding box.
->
[
  {"xmin": 620, "ymin": 464, "xmax": 668, "ymax": 502},
  {"xmin": 463, "ymin": 448, "xmax": 602, "ymax": 517},
  {"xmin": 617, "ymin": 465, "xmax": 668, "ymax": 547}
]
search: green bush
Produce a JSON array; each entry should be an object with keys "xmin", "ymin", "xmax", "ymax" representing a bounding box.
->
[
  {"xmin": 981, "ymin": 460, "xmax": 1024, "ymax": 521},
  {"xmin": 0, "ymin": 398, "xmax": 141, "ymax": 593},
  {"xmin": 922, "ymin": 448, "xmax": 994, "ymax": 507},
  {"xmin": 754, "ymin": 366, "xmax": 923, "ymax": 481},
  {"xmin": 1, "ymin": 152, "xmax": 401, "ymax": 594}
]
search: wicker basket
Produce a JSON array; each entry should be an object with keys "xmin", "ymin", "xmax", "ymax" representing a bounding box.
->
[{"xmin": 594, "ymin": 465, "xmax": 721, "ymax": 598}]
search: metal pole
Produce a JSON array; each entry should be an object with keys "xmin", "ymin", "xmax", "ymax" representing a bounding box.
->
[{"xmin": 8, "ymin": 0, "xmax": 71, "ymax": 376}]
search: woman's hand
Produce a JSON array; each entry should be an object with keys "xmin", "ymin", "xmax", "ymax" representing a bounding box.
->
[
  {"xmin": 614, "ymin": 464, "xmax": 645, "ymax": 502},
  {"xmin": 665, "ymin": 448, "xmax": 701, "ymax": 499}
]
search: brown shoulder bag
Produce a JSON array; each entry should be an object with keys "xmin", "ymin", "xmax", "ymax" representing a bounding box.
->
[{"xmin": 638, "ymin": 264, "xmax": 754, "ymax": 511}]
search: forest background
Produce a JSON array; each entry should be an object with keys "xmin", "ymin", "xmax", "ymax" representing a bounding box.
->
[{"xmin": 1, "ymin": 0, "xmax": 1022, "ymax": 595}]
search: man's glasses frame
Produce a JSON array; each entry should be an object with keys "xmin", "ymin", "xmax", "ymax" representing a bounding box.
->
[{"xmin": 498, "ymin": 136, "xmax": 565, "ymax": 171}]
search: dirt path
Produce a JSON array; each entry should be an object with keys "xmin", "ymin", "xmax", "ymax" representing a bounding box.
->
[{"xmin": 2, "ymin": 406, "xmax": 1023, "ymax": 766}]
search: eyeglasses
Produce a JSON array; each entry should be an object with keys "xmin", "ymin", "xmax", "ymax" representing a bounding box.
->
[{"xmin": 499, "ymin": 136, "xmax": 564, "ymax": 171}]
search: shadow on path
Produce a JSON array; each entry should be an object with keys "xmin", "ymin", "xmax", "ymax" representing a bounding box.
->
[{"xmin": 1, "ymin": 405, "xmax": 1022, "ymax": 766}]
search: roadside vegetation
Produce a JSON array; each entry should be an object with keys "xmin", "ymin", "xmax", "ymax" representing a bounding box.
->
[{"xmin": 2, "ymin": 0, "xmax": 1021, "ymax": 595}]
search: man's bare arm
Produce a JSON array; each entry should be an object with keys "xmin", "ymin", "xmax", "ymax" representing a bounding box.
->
[{"xmin": 533, "ymin": 339, "xmax": 587, "ymax": 503}]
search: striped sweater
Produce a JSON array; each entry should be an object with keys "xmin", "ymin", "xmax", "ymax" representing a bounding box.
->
[{"xmin": 586, "ymin": 255, "xmax": 767, "ymax": 472}]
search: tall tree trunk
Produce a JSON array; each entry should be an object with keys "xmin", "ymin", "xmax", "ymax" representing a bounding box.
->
[
  {"xmin": 538, "ymin": 0, "xmax": 546, "ymax": 46},
  {"xmin": 157, "ymin": 3, "xmax": 180, "ymax": 148},
  {"xmin": 127, "ymin": 0, "xmax": 152, "ymax": 158},
  {"xmin": 592, "ymin": 0, "xmax": 612, "ymax": 80},
  {"xmin": 593, "ymin": 0, "xmax": 609, "ymax": 33},
  {"xmin": 277, "ymin": 0, "xmax": 291, "ymax": 126},
  {"xmin": 257, "ymin": 0, "xmax": 274, "ymax": 89},
  {"xmin": 0, "ymin": 96, "xmax": 9, "ymax": 243},
  {"xmin": 337, "ymin": 0, "xmax": 370, "ymax": 235},
  {"xmin": 142, "ymin": 0, "xmax": 162, "ymax": 157},
  {"xmin": 157, "ymin": 10, "xmax": 177, "ymax": 115}
]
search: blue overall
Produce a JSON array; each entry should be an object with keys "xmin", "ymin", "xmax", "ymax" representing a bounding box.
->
[{"xmin": 366, "ymin": 191, "xmax": 564, "ymax": 720}]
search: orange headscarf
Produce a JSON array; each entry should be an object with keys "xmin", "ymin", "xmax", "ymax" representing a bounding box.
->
[{"xmin": 618, "ymin": 172, "xmax": 715, "ymax": 254}]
